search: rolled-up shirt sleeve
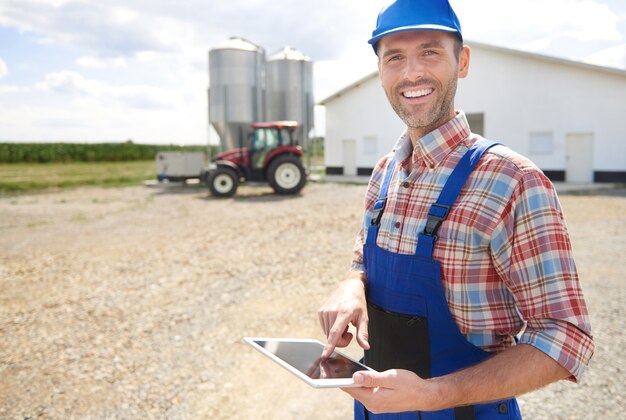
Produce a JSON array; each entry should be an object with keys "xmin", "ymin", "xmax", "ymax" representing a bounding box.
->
[{"xmin": 490, "ymin": 170, "xmax": 594, "ymax": 381}]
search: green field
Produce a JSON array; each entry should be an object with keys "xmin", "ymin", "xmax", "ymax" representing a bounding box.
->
[
  {"xmin": 0, "ymin": 161, "xmax": 156, "ymax": 194},
  {"xmin": 0, "ymin": 150, "xmax": 326, "ymax": 195}
]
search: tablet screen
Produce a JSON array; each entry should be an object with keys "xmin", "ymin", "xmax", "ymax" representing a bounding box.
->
[{"xmin": 250, "ymin": 339, "xmax": 368, "ymax": 380}]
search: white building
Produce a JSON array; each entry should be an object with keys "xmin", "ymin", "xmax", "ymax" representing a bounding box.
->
[{"xmin": 320, "ymin": 42, "xmax": 626, "ymax": 183}]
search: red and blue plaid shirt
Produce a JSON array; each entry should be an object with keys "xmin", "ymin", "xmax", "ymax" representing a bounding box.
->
[{"xmin": 352, "ymin": 111, "xmax": 594, "ymax": 381}]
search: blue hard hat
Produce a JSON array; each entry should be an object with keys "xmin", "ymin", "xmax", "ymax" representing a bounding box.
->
[{"xmin": 368, "ymin": 0, "xmax": 462, "ymax": 53}]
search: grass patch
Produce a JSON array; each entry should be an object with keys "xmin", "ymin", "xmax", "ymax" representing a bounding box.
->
[{"xmin": 0, "ymin": 161, "xmax": 155, "ymax": 194}]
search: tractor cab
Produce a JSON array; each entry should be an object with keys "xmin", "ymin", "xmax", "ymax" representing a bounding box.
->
[
  {"xmin": 206, "ymin": 121, "xmax": 307, "ymax": 197},
  {"xmin": 249, "ymin": 121, "xmax": 299, "ymax": 175}
]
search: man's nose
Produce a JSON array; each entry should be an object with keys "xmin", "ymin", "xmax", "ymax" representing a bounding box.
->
[{"xmin": 404, "ymin": 56, "xmax": 425, "ymax": 80}]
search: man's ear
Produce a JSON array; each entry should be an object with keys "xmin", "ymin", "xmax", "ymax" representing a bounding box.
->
[{"xmin": 458, "ymin": 45, "xmax": 470, "ymax": 79}]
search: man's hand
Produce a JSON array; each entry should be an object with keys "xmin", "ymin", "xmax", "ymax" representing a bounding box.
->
[
  {"xmin": 342, "ymin": 369, "xmax": 441, "ymax": 413},
  {"xmin": 318, "ymin": 271, "xmax": 369, "ymax": 358},
  {"xmin": 344, "ymin": 344, "xmax": 570, "ymax": 414}
]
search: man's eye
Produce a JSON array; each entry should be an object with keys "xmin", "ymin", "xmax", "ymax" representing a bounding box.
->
[{"xmin": 424, "ymin": 50, "xmax": 437, "ymax": 56}]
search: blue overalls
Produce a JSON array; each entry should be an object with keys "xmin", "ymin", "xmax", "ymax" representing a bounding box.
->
[{"xmin": 355, "ymin": 140, "xmax": 522, "ymax": 419}]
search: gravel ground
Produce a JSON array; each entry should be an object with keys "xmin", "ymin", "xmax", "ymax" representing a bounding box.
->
[{"xmin": 0, "ymin": 182, "xmax": 624, "ymax": 419}]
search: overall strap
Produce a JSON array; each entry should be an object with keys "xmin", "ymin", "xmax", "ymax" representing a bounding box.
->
[
  {"xmin": 370, "ymin": 158, "xmax": 397, "ymax": 227},
  {"xmin": 366, "ymin": 158, "xmax": 397, "ymax": 245},
  {"xmin": 416, "ymin": 140, "xmax": 500, "ymax": 258}
]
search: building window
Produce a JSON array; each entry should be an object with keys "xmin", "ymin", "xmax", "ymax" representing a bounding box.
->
[
  {"xmin": 363, "ymin": 136, "xmax": 377, "ymax": 155},
  {"xmin": 466, "ymin": 113, "xmax": 485, "ymax": 136},
  {"xmin": 529, "ymin": 132, "xmax": 554, "ymax": 155}
]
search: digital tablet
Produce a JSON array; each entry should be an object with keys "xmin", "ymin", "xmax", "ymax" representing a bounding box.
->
[{"xmin": 243, "ymin": 337, "xmax": 373, "ymax": 388}]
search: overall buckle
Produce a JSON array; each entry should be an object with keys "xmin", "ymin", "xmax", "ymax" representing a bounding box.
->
[
  {"xmin": 423, "ymin": 203, "xmax": 450, "ymax": 236},
  {"xmin": 371, "ymin": 198, "xmax": 387, "ymax": 226}
]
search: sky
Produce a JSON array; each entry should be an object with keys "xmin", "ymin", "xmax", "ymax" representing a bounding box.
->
[{"xmin": 1, "ymin": 0, "xmax": 625, "ymax": 145}]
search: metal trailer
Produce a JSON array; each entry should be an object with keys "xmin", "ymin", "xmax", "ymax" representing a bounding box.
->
[{"xmin": 156, "ymin": 151, "xmax": 206, "ymax": 182}]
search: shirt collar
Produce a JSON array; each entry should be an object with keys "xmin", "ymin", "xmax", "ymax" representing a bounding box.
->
[{"xmin": 392, "ymin": 111, "xmax": 471, "ymax": 170}]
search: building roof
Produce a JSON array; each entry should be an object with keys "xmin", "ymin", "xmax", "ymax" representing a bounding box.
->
[
  {"xmin": 318, "ymin": 71, "xmax": 379, "ymax": 106},
  {"xmin": 318, "ymin": 40, "xmax": 626, "ymax": 106}
]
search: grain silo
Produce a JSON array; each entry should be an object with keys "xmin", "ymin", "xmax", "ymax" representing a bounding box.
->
[
  {"xmin": 265, "ymin": 47, "xmax": 314, "ymax": 148},
  {"xmin": 208, "ymin": 37, "xmax": 265, "ymax": 151}
]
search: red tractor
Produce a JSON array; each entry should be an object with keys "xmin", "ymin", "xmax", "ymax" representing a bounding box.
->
[{"xmin": 205, "ymin": 121, "xmax": 307, "ymax": 197}]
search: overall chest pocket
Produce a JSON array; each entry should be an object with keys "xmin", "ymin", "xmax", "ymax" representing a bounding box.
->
[{"xmin": 365, "ymin": 302, "xmax": 432, "ymax": 379}]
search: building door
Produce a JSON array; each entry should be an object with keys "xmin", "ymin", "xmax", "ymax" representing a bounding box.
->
[
  {"xmin": 343, "ymin": 139, "xmax": 357, "ymax": 176},
  {"xmin": 565, "ymin": 132, "xmax": 594, "ymax": 183}
]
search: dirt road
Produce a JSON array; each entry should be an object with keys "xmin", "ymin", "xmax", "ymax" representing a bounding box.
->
[{"xmin": 0, "ymin": 183, "xmax": 624, "ymax": 419}]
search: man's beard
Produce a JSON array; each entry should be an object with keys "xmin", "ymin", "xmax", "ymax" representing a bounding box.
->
[{"xmin": 386, "ymin": 76, "xmax": 458, "ymax": 135}]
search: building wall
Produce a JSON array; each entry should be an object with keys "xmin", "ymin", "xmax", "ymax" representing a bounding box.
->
[
  {"xmin": 457, "ymin": 45, "xmax": 626, "ymax": 178},
  {"xmin": 323, "ymin": 44, "xmax": 626, "ymax": 181},
  {"xmin": 324, "ymin": 75, "xmax": 404, "ymax": 174}
]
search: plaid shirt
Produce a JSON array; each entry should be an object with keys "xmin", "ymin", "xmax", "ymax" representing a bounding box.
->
[{"xmin": 352, "ymin": 111, "xmax": 594, "ymax": 381}]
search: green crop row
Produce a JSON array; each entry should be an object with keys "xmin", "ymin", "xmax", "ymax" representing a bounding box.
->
[{"xmin": 0, "ymin": 142, "xmax": 216, "ymax": 163}]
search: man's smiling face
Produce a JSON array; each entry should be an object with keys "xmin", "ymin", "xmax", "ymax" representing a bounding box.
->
[{"xmin": 377, "ymin": 30, "xmax": 469, "ymax": 140}]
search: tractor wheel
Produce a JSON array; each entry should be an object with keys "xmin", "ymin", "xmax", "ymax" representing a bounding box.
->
[
  {"xmin": 267, "ymin": 155, "xmax": 307, "ymax": 195},
  {"xmin": 207, "ymin": 167, "xmax": 239, "ymax": 197}
]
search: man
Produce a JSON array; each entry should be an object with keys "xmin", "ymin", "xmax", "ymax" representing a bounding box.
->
[{"xmin": 318, "ymin": 1, "xmax": 594, "ymax": 418}]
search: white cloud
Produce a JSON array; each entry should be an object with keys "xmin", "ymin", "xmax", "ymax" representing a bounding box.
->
[
  {"xmin": 32, "ymin": 0, "xmax": 72, "ymax": 7},
  {"xmin": 36, "ymin": 70, "xmax": 181, "ymax": 109},
  {"xmin": 314, "ymin": 55, "xmax": 378, "ymax": 102},
  {"xmin": 1, "ymin": 0, "xmax": 624, "ymax": 144},
  {"xmin": 135, "ymin": 51, "xmax": 160, "ymax": 62},
  {"xmin": 76, "ymin": 56, "xmax": 127, "ymax": 69},
  {"xmin": 584, "ymin": 44, "xmax": 626, "ymax": 68},
  {"xmin": 453, "ymin": 0, "xmax": 622, "ymax": 46},
  {"xmin": 0, "ymin": 0, "xmax": 384, "ymax": 108},
  {"xmin": 0, "ymin": 58, "xmax": 7, "ymax": 79},
  {"xmin": 0, "ymin": 101, "xmax": 205, "ymax": 143},
  {"xmin": 0, "ymin": 1, "xmax": 177, "ymax": 56},
  {"xmin": 113, "ymin": 85, "xmax": 179, "ymax": 110},
  {"xmin": 518, "ymin": 38, "xmax": 553, "ymax": 53},
  {"xmin": 109, "ymin": 6, "xmax": 137, "ymax": 25},
  {"xmin": 0, "ymin": 86, "xmax": 20, "ymax": 93},
  {"xmin": 560, "ymin": 0, "xmax": 622, "ymax": 42},
  {"xmin": 0, "ymin": 0, "xmax": 387, "ymax": 62},
  {"xmin": 36, "ymin": 70, "xmax": 100, "ymax": 95}
]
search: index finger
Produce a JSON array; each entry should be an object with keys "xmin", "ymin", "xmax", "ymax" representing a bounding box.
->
[
  {"xmin": 321, "ymin": 320, "xmax": 350, "ymax": 359},
  {"xmin": 321, "ymin": 341, "xmax": 336, "ymax": 360}
]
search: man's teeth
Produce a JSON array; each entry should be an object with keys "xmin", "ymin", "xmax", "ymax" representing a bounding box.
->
[{"xmin": 403, "ymin": 89, "xmax": 433, "ymax": 98}]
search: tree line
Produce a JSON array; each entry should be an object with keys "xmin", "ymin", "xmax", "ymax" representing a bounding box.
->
[{"xmin": 0, "ymin": 142, "xmax": 216, "ymax": 163}]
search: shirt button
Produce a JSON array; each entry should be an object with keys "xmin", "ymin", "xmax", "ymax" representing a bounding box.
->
[
  {"xmin": 498, "ymin": 403, "xmax": 508, "ymax": 414},
  {"xmin": 394, "ymin": 222, "xmax": 401, "ymax": 229},
  {"xmin": 401, "ymin": 181, "xmax": 410, "ymax": 188}
]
